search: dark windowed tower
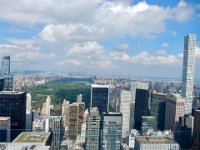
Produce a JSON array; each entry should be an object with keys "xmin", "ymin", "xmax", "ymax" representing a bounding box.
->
[
  {"xmin": 1, "ymin": 56, "xmax": 10, "ymax": 76},
  {"xmin": 0, "ymin": 91, "xmax": 26, "ymax": 140},
  {"xmin": 134, "ymin": 89, "xmax": 149, "ymax": 130},
  {"xmin": 91, "ymin": 84, "xmax": 109, "ymax": 115},
  {"xmin": 150, "ymin": 92, "xmax": 167, "ymax": 130}
]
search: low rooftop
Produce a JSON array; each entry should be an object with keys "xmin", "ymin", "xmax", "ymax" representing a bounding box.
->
[
  {"xmin": 13, "ymin": 132, "xmax": 50, "ymax": 143},
  {"xmin": 136, "ymin": 136, "xmax": 177, "ymax": 144}
]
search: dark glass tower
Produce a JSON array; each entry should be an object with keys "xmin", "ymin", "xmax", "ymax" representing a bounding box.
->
[
  {"xmin": 150, "ymin": 93, "xmax": 166, "ymax": 130},
  {"xmin": 1, "ymin": 56, "xmax": 10, "ymax": 76},
  {"xmin": 91, "ymin": 84, "xmax": 109, "ymax": 115},
  {"xmin": 0, "ymin": 91, "xmax": 26, "ymax": 140},
  {"xmin": 134, "ymin": 89, "xmax": 149, "ymax": 130}
]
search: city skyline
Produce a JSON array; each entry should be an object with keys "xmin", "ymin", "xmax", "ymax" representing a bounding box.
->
[{"xmin": 0, "ymin": 0, "xmax": 199, "ymax": 79}]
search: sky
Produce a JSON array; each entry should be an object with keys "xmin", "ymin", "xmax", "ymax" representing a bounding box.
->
[{"xmin": 0, "ymin": 0, "xmax": 199, "ymax": 79}]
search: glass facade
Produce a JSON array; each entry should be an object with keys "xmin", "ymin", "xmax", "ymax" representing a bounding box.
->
[
  {"xmin": 91, "ymin": 85, "xmax": 109, "ymax": 115},
  {"xmin": 150, "ymin": 93, "xmax": 166, "ymax": 130},
  {"xmin": 1, "ymin": 56, "xmax": 10, "ymax": 76},
  {"xmin": 102, "ymin": 112, "xmax": 122, "ymax": 150},
  {"xmin": 181, "ymin": 34, "xmax": 196, "ymax": 115},
  {"xmin": 0, "ymin": 91, "xmax": 26, "ymax": 140}
]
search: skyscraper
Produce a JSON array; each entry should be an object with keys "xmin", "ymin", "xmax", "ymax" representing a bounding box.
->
[
  {"xmin": 0, "ymin": 117, "xmax": 11, "ymax": 142},
  {"xmin": 1, "ymin": 56, "xmax": 10, "ymax": 76},
  {"xmin": 91, "ymin": 84, "xmax": 109, "ymax": 115},
  {"xmin": 164, "ymin": 94, "xmax": 185, "ymax": 130},
  {"xmin": 120, "ymin": 90, "xmax": 131, "ymax": 140},
  {"xmin": 134, "ymin": 89, "xmax": 149, "ymax": 130},
  {"xmin": 26, "ymin": 93, "xmax": 32, "ymax": 130},
  {"xmin": 192, "ymin": 110, "xmax": 200, "ymax": 150},
  {"xmin": 102, "ymin": 112, "xmax": 122, "ymax": 150},
  {"xmin": 181, "ymin": 34, "xmax": 196, "ymax": 115},
  {"xmin": 150, "ymin": 92, "xmax": 167, "ymax": 130},
  {"xmin": 130, "ymin": 82, "xmax": 149, "ymax": 129},
  {"xmin": 0, "ymin": 91, "xmax": 26, "ymax": 140},
  {"xmin": 85, "ymin": 107, "xmax": 101, "ymax": 150}
]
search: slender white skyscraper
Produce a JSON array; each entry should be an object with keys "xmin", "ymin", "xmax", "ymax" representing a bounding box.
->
[{"xmin": 181, "ymin": 34, "xmax": 196, "ymax": 115}]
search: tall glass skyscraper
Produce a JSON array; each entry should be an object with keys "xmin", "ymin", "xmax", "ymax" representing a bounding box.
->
[
  {"xmin": 91, "ymin": 84, "xmax": 109, "ymax": 115},
  {"xmin": 1, "ymin": 56, "xmax": 10, "ymax": 76},
  {"xmin": 181, "ymin": 34, "xmax": 196, "ymax": 115}
]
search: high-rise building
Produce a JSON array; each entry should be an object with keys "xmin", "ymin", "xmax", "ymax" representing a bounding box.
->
[
  {"xmin": 26, "ymin": 93, "xmax": 32, "ymax": 130},
  {"xmin": 68, "ymin": 102, "xmax": 85, "ymax": 140},
  {"xmin": 141, "ymin": 116, "xmax": 156, "ymax": 134},
  {"xmin": 134, "ymin": 89, "xmax": 149, "ymax": 130},
  {"xmin": 102, "ymin": 112, "xmax": 122, "ymax": 150},
  {"xmin": 130, "ymin": 82, "xmax": 149, "ymax": 129},
  {"xmin": 175, "ymin": 115, "xmax": 194, "ymax": 150},
  {"xmin": 150, "ymin": 92, "xmax": 167, "ymax": 130},
  {"xmin": 62, "ymin": 99, "xmax": 70, "ymax": 128},
  {"xmin": 192, "ymin": 110, "xmax": 200, "ymax": 150},
  {"xmin": 1, "ymin": 56, "xmax": 10, "ymax": 76},
  {"xmin": 164, "ymin": 94, "xmax": 185, "ymax": 130},
  {"xmin": 0, "ymin": 117, "xmax": 11, "ymax": 142},
  {"xmin": 181, "ymin": 34, "xmax": 196, "ymax": 115},
  {"xmin": 0, "ymin": 91, "xmax": 26, "ymax": 140},
  {"xmin": 50, "ymin": 116, "xmax": 62, "ymax": 150},
  {"xmin": 41, "ymin": 96, "xmax": 53, "ymax": 117},
  {"xmin": 85, "ymin": 107, "xmax": 101, "ymax": 150},
  {"xmin": 91, "ymin": 84, "xmax": 109, "ymax": 115},
  {"xmin": 120, "ymin": 90, "xmax": 131, "ymax": 140},
  {"xmin": 3, "ymin": 75, "xmax": 13, "ymax": 91}
]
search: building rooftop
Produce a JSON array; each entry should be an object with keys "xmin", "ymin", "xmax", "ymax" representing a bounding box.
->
[
  {"xmin": 13, "ymin": 132, "xmax": 50, "ymax": 144},
  {"xmin": 0, "ymin": 91, "xmax": 25, "ymax": 95},
  {"xmin": 136, "ymin": 136, "xmax": 177, "ymax": 144},
  {"xmin": 92, "ymin": 84, "xmax": 109, "ymax": 88},
  {"xmin": 0, "ymin": 117, "xmax": 10, "ymax": 120}
]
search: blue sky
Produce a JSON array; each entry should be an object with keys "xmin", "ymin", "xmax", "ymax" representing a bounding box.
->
[{"xmin": 0, "ymin": 0, "xmax": 199, "ymax": 79}]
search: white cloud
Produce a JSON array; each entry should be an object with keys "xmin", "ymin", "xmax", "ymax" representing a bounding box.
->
[
  {"xmin": 171, "ymin": 1, "xmax": 194, "ymax": 22},
  {"xmin": 59, "ymin": 42, "xmax": 113, "ymax": 69},
  {"xmin": 30, "ymin": 0, "xmax": 195, "ymax": 42},
  {"xmin": 111, "ymin": 50, "xmax": 182, "ymax": 65},
  {"xmin": 114, "ymin": 44, "xmax": 130, "ymax": 52},
  {"xmin": 162, "ymin": 42, "xmax": 169, "ymax": 48},
  {"xmin": 38, "ymin": 24, "xmax": 105, "ymax": 43},
  {"xmin": 0, "ymin": 44, "xmax": 55, "ymax": 62}
]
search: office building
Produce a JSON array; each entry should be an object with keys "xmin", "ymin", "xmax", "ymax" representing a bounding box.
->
[
  {"xmin": 165, "ymin": 94, "xmax": 185, "ymax": 130},
  {"xmin": 32, "ymin": 116, "xmax": 47, "ymax": 132},
  {"xmin": 50, "ymin": 116, "xmax": 62, "ymax": 150},
  {"xmin": 192, "ymin": 110, "xmax": 200, "ymax": 150},
  {"xmin": 3, "ymin": 75, "xmax": 13, "ymax": 91},
  {"xmin": 68, "ymin": 102, "xmax": 85, "ymax": 140},
  {"xmin": 181, "ymin": 34, "xmax": 196, "ymax": 115},
  {"xmin": 150, "ymin": 92, "xmax": 167, "ymax": 130},
  {"xmin": 141, "ymin": 116, "xmax": 156, "ymax": 135},
  {"xmin": 175, "ymin": 115, "xmax": 194, "ymax": 150},
  {"xmin": 62, "ymin": 99, "xmax": 70, "ymax": 127},
  {"xmin": 91, "ymin": 84, "xmax": 109, "ymax": 115},
  {"xmin": 130, "ymin": 82, "xmax": 149, "ymax": 129},
  {"xmin": 134, "ymin": 89, "xmax": 150, "ymax": 130},
  {"xmin": 102, "ymin": 112, "xmax": 122, "ymax": 150},
  {"xmin": 0, "ymin": 117, "xmax": 10, "ymax": 142},
  {"xmin": 0, "ymin": 91, "xmax": 26, "ymax": 140},
  {"xmin": 120, "ymin": 90, "xmax": 131, "ymax": 140},
  {"xmin": 1, "ymin": 56, "xmax": 10, "ymax": 76},
  {"xmin": 85, "ymin": 107, "xmax": 101, "ymax": 150},
  {"xmin": 77, "ymin": 94, "xmax": 82, "ymax": 103},
  {"xmin": 134, "ymin": 136, "xmax": 180, "ymax": 150},
  {"xmin": 26, "ymin": 93, "xmax": 32, "ymax": 130},
  {"xmin": 41, "ymin": 96, "xmax": 53, "ymax": 117},
  {"xmin": 0, "ymin": 78, "xmax": 4, "ymax": 91}
]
